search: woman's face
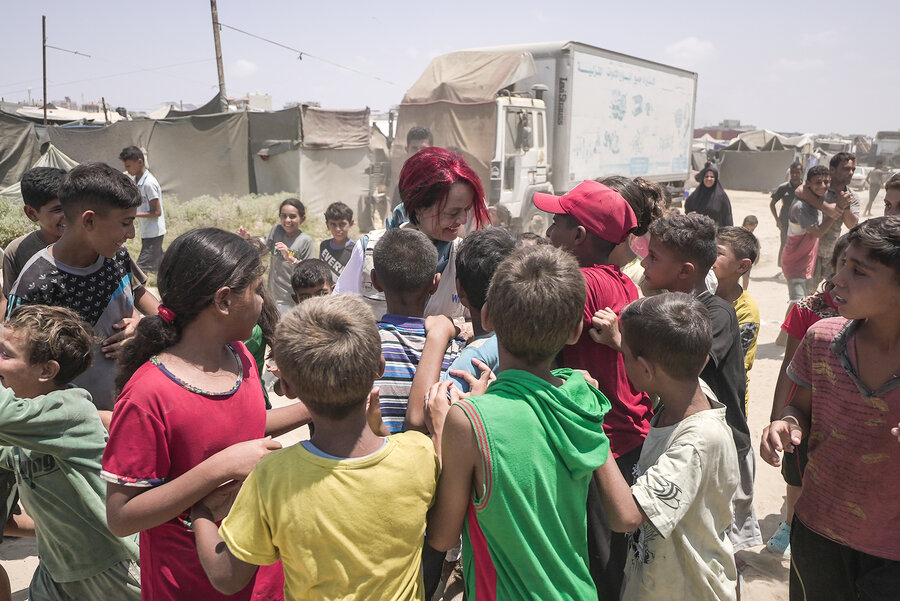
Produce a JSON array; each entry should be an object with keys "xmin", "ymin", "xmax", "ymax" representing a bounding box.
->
[
  {"xmin": 414, "ymin": 182, "xmax": 474, "ymax": 242},
  {"xmin": 703, "ymin": 171, "xmax": 717, "ymax": 188}
]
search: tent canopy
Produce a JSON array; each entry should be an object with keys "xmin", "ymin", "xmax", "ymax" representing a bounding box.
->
[
  {"xmin": 403, "ymin": 51, "xmax": 537, "ymax": 104},
  {"xmin": 0, "ymin": 143, "xmax": 78, "ymax": 200}
]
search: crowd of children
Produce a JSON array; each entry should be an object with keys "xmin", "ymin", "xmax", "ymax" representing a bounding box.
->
[{"xmin": 0, "ymin": 146, "xmax": 897, "ymax": 601}]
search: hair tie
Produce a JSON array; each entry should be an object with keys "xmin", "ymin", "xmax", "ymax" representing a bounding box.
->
[{"xmin": 157, "ymin": 305, "xmax": 177, "ymax": 324}]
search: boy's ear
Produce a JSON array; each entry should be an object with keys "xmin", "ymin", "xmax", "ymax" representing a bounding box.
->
[
  {"xmin": 636, "ymin": 356, "xmax": 655, "ymax": 381},
  {"xmin": 565, "ymin": 319, "xmax": 584, "ymax": 346},
  {"xmin": 378, "ymin": 354, "xmax": 386, "ymax": 378},
  {"xmin": 38, "ymin": 360, "xmax": 60, "ymax": 384},
  {"xmin": 678, "ymin": 261, "xmax": 697, "ymax": 281},
  {"xmin": 81, "ymin": 209, "xmax": 97, "ymax": 231},
  {"xmin": 738, "ymin": 257, "xmax": 752, "ymax": 275},
  {"xmin": 23, "ymin": 206, "xmax": 40, "ymax": 223},
  {"xmin": 481, "ymin": 302, "xmax": 493, "ymax": 331},
  {"xmin": 573, "ymin": 224, "xmax": 589, "ymax": 247},
  {"xmin": 455, "ymin": 278, "xmax": 470, "ymax": 309},
  {"xmin": 371, "ymin": 269, "xmax": 384, "ymax": 293},
  {"xmin": 280, "ymin": 376, "xmax": 297, "ymax": 400},
  {"xmin": 427, "ymin": 272, "xmax": 440, "ymax": 296},
  {"xmin": 291, "ymin": 293, "xmax": 299, "ymax": 304}
]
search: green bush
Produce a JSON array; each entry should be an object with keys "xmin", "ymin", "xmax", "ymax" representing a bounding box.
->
[
  {"xmin": 0, "ymin": 196, "xmax": 38, "ymax": 248},
  {"xmin": 4, "ymin": 193, "xmax": 355, "ymax": 288}
]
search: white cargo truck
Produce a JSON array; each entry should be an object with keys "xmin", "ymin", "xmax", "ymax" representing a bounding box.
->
[{"xmin": 393, "ymin": 41, "xmax": 698, "ymax": 231}]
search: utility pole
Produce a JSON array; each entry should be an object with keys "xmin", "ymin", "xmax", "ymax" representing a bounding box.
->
[
  {"xmin": 42, "ymin": 15, "xmax": 47, "ymax": 125},
  {"xmin": 210, "ymin": 0, "xmax": 227, "ymax": 112}
]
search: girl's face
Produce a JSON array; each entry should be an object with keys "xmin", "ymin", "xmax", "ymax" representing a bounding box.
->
[
  {"xmin": 703, "ymin": 171, "xmax": 717, "ymax": 188},
  {"xmin": 230, "ymin": 278, "xmax": 264, "ymax": 341},
  {"xmin": 279, "ymin": 204, "xmax": 304, "ymax": 235},
  {"xmin": 414, "ymin": 182, "xmax": 474, "ymax": 242}
]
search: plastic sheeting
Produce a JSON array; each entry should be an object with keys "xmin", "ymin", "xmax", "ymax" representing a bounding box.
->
[
  {"xmin": 47, "ymin": 121, "xmax": 154, "ymax": 169},
  {"xmin": 403, "ymin": 51, "xmax": 536, "ymax": 104},
  {"xmin": 0, "ymin": 144, "xmax": 78, "ymax": 200},
  {"xmin": 719, "ymin": 149, "xmax": 795, "ymax": 192},
  {"xmin": 0, "ymin": 112, "xmax": 40, "ymax": 187}
]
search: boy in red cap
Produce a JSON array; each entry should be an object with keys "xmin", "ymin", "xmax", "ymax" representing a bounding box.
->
[{"xmin": 535, "ymin": 179, "xmax": 651, "ymax": 599}]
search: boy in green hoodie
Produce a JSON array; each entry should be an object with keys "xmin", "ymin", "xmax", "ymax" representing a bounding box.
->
[{"xmin": 425, "ymin": 245, "xmax": 611, "ymax": 600}]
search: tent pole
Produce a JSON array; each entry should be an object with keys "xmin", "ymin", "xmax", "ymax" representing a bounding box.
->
[
  {"xmin": 42, "ymin": 15, "xmax": 47, "ymax": 125},
  {"xmin": 210, "ymin": 0, "xmax": 227, "ymax": 112}
]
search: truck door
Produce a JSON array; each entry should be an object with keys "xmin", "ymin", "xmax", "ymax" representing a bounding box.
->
[{"xmin": 498, "ymin": 105, "xmax": 549, "ymax": 224}]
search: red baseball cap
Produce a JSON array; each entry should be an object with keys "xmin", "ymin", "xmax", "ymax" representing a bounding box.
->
[{"xmin": 533, "ymin": 180, "xmax": 638, "ymax": 244}]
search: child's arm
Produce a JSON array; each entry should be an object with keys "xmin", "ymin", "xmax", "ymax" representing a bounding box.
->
[
  {"xmin": 4, "ymin": 509, "xmax": 35, "ymax": 538},
  {"xmin": 106, "ymin": 437, "xmax": 281, "ymax": 537},
  {"xmin": 192, "ymin": 483, "xmax": 259, "ymax": 595},
  {"xmin": 236, "ymin": 227, "xmax": 267, "ymax": 255},
  {"xmin": 405, "ymin": 315, "xmax": 458, "ymax": 433},
  {"xmin": 795, "ymin": 184, "xmax": 842, "ymax": 219},
  {"xmin": 366, "ymin": 389, "xmax": 391, "ymax": 437},
  {"xmin": 425, "ymin": 404, "xmax": 480, "ymax": 552},
  {"xmin": 133, "ymin": 286, "xmax": 160, "ymax": 317},
  {"xmin": 804, "ymin": 214, "xmax": 839, "ymax": 239},
  {"xmin": 769, "ymin": 334, "xmax": 803, "ymax": 420},
  {"xmin": 264, "ymin": 403, "xmax": 312, "ymax": 438},
  {"xmin": 592, "ymin": 458, "xmax": 647, "ymax": 533}
]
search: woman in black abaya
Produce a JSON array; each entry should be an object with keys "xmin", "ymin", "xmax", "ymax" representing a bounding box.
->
[{"xmin": 685, "ymin": 166, "xmax": 733, "ymax": 227}]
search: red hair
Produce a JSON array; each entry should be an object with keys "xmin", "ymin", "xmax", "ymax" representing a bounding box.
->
[{"xmin": 398, "ymin": 147, "xmax": 488, "ymax": 229}]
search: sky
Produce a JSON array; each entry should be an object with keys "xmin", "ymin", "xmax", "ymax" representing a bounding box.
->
[{"xmin": 2, "ymin": 1, "xmax": 897, "ymax": 136}]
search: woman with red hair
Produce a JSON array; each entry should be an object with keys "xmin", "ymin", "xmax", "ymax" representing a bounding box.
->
[{"xmin": 334, "ymin": 147, "xmax": 489, "ymax": 320}]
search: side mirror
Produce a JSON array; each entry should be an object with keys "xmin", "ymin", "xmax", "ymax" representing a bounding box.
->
[{"xmin": 517, "ymin": 112, "xmax": 533, "ymax": 151}]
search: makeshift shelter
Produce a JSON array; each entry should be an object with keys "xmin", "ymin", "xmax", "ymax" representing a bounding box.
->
[
  {"xmin": 718, "ymin": 130, "xmax": 799, "ymax": 191},
  {"xmin": 0, "ymin": 112, "xmax": 40, "ymax": 187},
  {"xmin": 393, "ymin": 50, "xmax": 537, "ymax": 194},
  {"xmin": 0, "ymin": 144, "xmax": 78, "ymax": 200}
]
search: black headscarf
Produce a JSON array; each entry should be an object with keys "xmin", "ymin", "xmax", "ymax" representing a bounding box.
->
[{"xmin": 685, "ymin": 166, "xmax": 733, "ymax": 227}]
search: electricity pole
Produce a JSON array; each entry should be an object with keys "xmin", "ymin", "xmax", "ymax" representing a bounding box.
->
[
  {"xmin": 42, "ymin": 15, "xmax": 47, "ymax": 124},
  {"xmin": 210, "ymin": 0, "xmax": 227, "ymax": 111}
]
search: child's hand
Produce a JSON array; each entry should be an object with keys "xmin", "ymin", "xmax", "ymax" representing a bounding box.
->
[
  {"xmin": 760, "ymin": 420, "xmax": 803, "ymax": 467},
  {"xmin": 424, "ymin": 315, "xmax": 459, "ymax": 341},
  {"xmin": 265, "ymin": 361, "xmax": 281, "ymax": 380},
  {"xmin": 448, "ymin": 358, "xmax": 496, "ymax": 397},
  {"xmin": 366, "ymin": 388, "xmax": 390, "ymax": 437},
  {"xmin": 424, "ymin": 380, "xmax": 459, "ymax": 436},
  {"xmin": 102, "ymin": 316, "xmax": 141, "ymax": 358},
  {"xmin": 214, "ymin": 437, "xmax": 282, "ymax": 481},
  {"xmin": 588, "ymin": 307, "xmax": 622, "ymax": 352},
  {"xmin": 574, "ymin": 369, "xmax": 600, "ymax": 389},
  {"xmin": 193, "ymin": 480, "xmax": 242, "ymax": 523},
  {"xmin": 892, "ymin": 423, "xmax": 900, "ymax": 443},
  {"xmin": 236, "ymin": 226, "xmax": 251, "ymax": 239},
  {"xmin": 274, "ymin": 242, "xmax": 293, "ymax": 261}
]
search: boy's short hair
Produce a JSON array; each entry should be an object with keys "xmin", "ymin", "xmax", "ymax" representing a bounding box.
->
[
  {"xmin": 118, "ymin": 146, "xmax": 144, "ymax": 162},
  {"xmin": 717, "ymin": 225, "xmax": 761, "ymax": 265},
  {"xmin": 373, "ymin": 228, "xmax": 438, "ymax": 294},
  {"xmin": 58, "ymin": 162, "xmax": 142, "ymax": 218},
  {"xmin": 648, "ymin": 213, "xmax": 718, "ymax": 276},
  {"xmin": 829, "ymin": 152, "xmax": 856, "ymax": 170},
  {"xmin": 885, "ymin": 173, "xmax": 900, "ymax": 192},
  {"xmin": 4, "ymin": 305, "xmax": 94, "ymax": 385},
  {"xmin": 741, "ymin": 214, "xmax": 758, "ymax": 227},
  {"xmin": 456, "ymin": 227, "xmax": 517, "ymax": 311},
  {"xmin": 406, "ymin": 126, "xmax": 433, "ymax": 147},
  {"xmin": 324, "ymin": 201, "xmax": 353, "ymax": 222},
  {"xmin": 516, "ymin": 232, "xmax": 550, "ymax": 246},
  {"xmin": 20, "ymin": 167, "xmax": 66, "ymax": 210},
  {"xmin": 291, "ymin": 258, "xmax": 333, "ymax": 292},
  {"xmin": 846, "ymin": 216, "xmax": 900, "ymax": 283},
  {"xmin": 619, "ymin": 293, "xmax": 712, "ymax": 380},
  {"xmin": 487, "ymin": 245, "xmax": 586, "ymax": 364},
  {"xmin": 273, "ymin": 295, "xmax": 382, "ymax": 418},
  {"xmin": 807, "ymin": 165, "xmax": 830, "ymax": 181}
]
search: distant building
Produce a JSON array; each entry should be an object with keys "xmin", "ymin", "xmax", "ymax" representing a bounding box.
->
[{"xmin": 694, "ymin": 119, "xmax": 756, "ymax": 141}]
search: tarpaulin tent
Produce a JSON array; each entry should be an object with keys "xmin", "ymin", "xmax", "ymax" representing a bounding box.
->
[
  {"xmin": 0, "ymin": 112, "xmax": 40, "ymax": 187},
  {"xmin": 0, "ymin": 144, "xmax": 78, "ymax": 200},
  {"xmin": 393, "ymin": 51, "xmax": 537, "ymax": 199}
]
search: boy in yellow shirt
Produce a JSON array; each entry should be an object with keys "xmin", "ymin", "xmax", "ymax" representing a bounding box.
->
[{"xmin": 192, "ymin": 295, "xmax": 438, "ymax": 600}]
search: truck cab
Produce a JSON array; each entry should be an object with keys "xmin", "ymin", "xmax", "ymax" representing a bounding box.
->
[{"xmin": 490, "ymin": 95, "xmax": 552, "ymax": 232}]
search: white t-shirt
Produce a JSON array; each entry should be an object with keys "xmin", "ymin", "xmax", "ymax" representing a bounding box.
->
[
  {"xmin": 624, "ymin": 400, "xmax": 739, "ymax": 601},
  {"xmin": 135, "ymin": 170, "xmax": 166, "ymax": 238}
]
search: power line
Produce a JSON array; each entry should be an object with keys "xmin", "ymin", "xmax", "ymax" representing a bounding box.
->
[{"xmin": 218, "ymin": 22, "xmax": 399, "ymax": 87}]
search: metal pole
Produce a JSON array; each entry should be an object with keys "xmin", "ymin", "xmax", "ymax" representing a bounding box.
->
[
  {"xmin": 210, "ymin": 0, "xmax": 227, "ymax": 111},
  {"xmin": 42, "ymin": 15, "xmax": 47, "ymax": 125},
  {"xmin": 101, "ymin": 97, "xmax": 109, "ymax": 124}
]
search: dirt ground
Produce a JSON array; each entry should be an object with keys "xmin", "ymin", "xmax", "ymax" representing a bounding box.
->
[{"xmin": 4, "ymin": 187, "xmax": 880, "ymax": 599}]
